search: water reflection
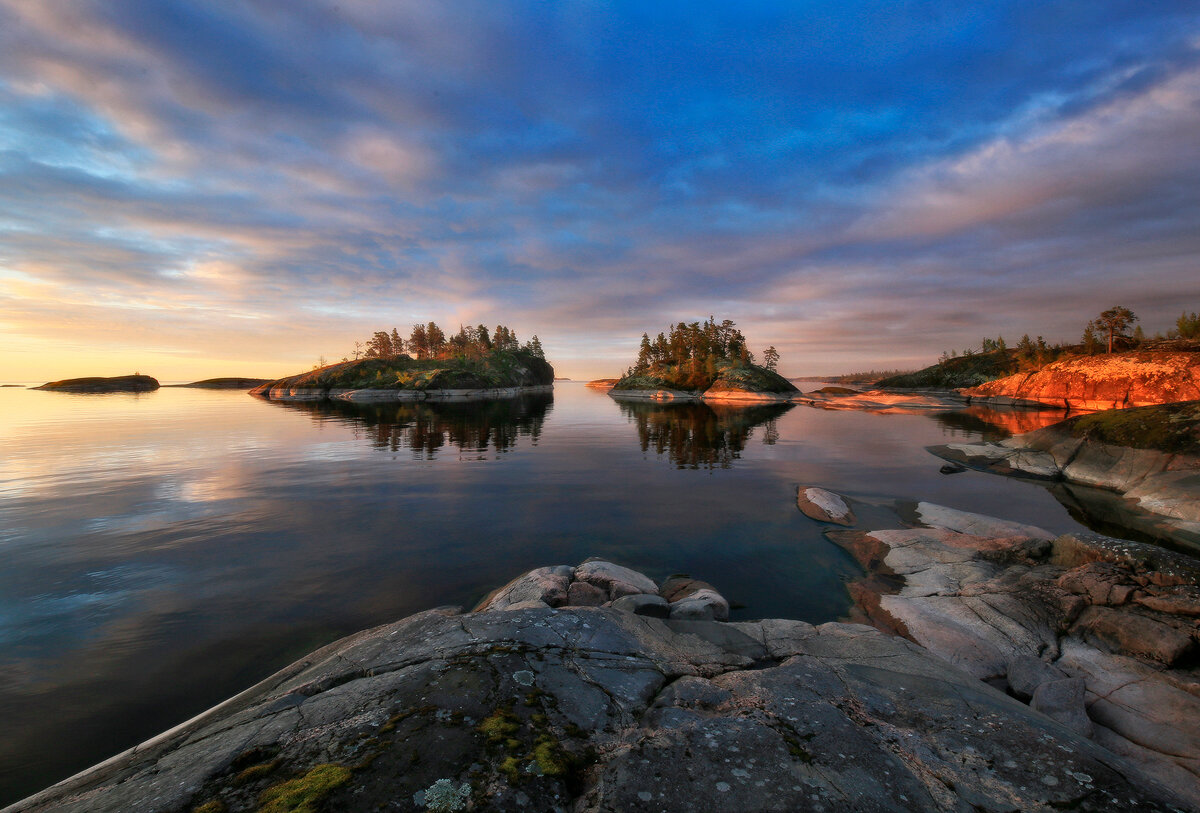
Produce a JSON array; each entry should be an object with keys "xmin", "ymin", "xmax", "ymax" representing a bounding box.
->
[
  {"xmin": 617, "ymin": 401, "xmax": 792, "ymax": 469},
  {"xmin": 265, "ymin": 394, "xmax": 553, "ymax": 459},
  {"xmin": 933, "ymin": 404, "xmax": 1067, "ymax": 441}
]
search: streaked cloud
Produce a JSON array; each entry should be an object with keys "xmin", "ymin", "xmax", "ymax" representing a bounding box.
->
[{"xmin": 0, "ymin": 0, "xmax": 1197, "ymax": 380}]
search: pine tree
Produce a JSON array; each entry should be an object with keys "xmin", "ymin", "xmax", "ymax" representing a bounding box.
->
[{"xmin": 762, "ymin": 346, "xmax": 780, "ymax": 371}]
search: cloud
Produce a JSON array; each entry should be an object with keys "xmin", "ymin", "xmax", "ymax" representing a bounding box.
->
[{"xmin": 0, "ymin": 1, "xmax": 1198, "ymax": 379}]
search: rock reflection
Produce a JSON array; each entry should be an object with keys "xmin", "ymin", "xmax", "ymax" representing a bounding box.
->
[
  {"xmin": 267, "ymin": 394, "xmax": 553, "ymax": 458},
  {"xmin": 933, "ymin": 405, "xmax": 1067, "ymax": 441},
  {"xmin": 618, "ymin": 401, "xmax": 792, "ymax": 469}
]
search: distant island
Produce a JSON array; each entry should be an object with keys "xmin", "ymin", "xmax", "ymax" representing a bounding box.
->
[
  {"xmin": 253, "ymin": 322, "xmax": 553, "ymax": 402},
  {"xmin": 586, "ymin": 378, "xmax": 619, "ymax": 389},
  {"xmin": 609, "ymin": 317, "xmax": 798, "ymax": 402},
  {"xmin": 167, "ymin": 378, "xmax": 271, "ymax": 389},
  {"xmin": 33, "ymin": 374, "xmax": 159, "ymax": 393}
]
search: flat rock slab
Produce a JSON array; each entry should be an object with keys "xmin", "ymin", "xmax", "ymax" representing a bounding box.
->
[{"xmin": 10, "ymin": 608, "xmax": 1179, "ymax": 813}]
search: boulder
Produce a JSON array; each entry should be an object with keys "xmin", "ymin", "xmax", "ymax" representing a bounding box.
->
[
  {"xmin": 574, "ymin": 560, "xmax": 658, "ymax": 600},
  {"xmin": 474, "ymin": 565, "xmax": 574, "ymax": 611},
  {"xmin": 659, "ymin": 577, "xmax": 731, "ymax": 621},
  {"xmin": 1071, "ymin": 606, "xmax": 1196, "ymax": 666},
  {"xmin": 1031, "ymin": 678, "xmax": 1094, "ymax": 738},
  {"xmin": 795, "ymin": 486, "xmax": 856, "ymax": 526},
  {"xmin": 1007, "ymin": 654, "xmax": 1068, "ymax": 702},
  {"xmin": 609, "ymin": 594, "xmax": 671, "ymax": 618}
]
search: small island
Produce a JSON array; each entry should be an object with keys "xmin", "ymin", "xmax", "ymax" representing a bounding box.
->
[
  {"xmin": 168, "ymin": 378, "xmax": 272, "ymax": 390},
  {"xmin": 32, "ymin": 374, "xmax": 159, "ymax": 393},
  {"xmin": 253, "ymin": 322, "xmax": 553, "ymax": 402},
  {"xmin": 609, "ymin": 318, "xmax": 798, "ymax": 402}
]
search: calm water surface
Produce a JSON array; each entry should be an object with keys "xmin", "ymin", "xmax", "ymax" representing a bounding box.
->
[{"xmin": 0, "ymin": 382, "xmax": 1087, "ymax": 803}]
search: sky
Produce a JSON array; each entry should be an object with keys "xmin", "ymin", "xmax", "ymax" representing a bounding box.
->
[{"xmin": 1, "ymin": 1, "xmax": 1198, "ymax": 382}]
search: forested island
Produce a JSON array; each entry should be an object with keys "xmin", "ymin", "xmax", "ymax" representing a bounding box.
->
[
  {"xmin": 252, "ymin": 322, "xmax": 553, "ymax": 402},
  {"xmin": 609, "ymin": 317, "xmax": 798, "ymax": 402}
]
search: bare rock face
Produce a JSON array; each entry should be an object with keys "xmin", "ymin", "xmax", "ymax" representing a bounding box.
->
[
  {"xmin": 10, "ymin": 583, "xmax": 1184, "ymax": 813},
  {"xmin": 962, "ymin": 350, "xmax": 1200, "ymax": 411},
  {"xmin": 795, "ymin": 486, "xmax": 856, "ymax": 526},
  {"xmin": 829, "ymin": 510, "xmax": 1200, "ymax": 806}
]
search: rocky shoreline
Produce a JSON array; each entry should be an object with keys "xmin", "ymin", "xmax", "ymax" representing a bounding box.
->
[
  {"xmin": 814, "ymin": 499, "xmax": 1200, "ymax": 807},
  {"xmin": 928, "ymin": 402, "xmax": 1200, "ymax": 547},
  {"xmin": 10, "ymin": 543, "xmax": 1198, "ymax": 812}
]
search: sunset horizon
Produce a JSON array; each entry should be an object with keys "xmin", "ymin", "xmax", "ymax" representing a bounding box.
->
[{"xmin": 3, "ymin": 3, "xmax": 1198, "ymax": 383}]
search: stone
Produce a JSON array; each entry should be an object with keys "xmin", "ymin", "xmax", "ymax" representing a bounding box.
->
[
  {"xmin": 795, "ymin": 486, "xmax": 856, "ymax": 525},
  {"xmin": 610, "ymin": 594, "xmax": 670, "ymax": 618},
  {"xmin": 1007, "ymin": 655, "xmax": 1067, "ymax": 702},
  {"xmin": 8, "ymin": 564, "xmax": 1192, "ymax": 813},
  {"xmin": 914, "ymin": 501, "xmax": 1053, "ymax": 540},
  {"xmin": 1056, "ymin": 561, "xmax": 1133, "ymax": 605},
  {"xmin": 1071, "ymin": 606, "xmax": 1196, "ymax": 665},
  {"xmin": 474, "ymin": 565, "xmax": 573, "ymax": 611},
  {"xmin": 574, "ymin": 560, "xmax": 658, "ymax": 600},
  {"xmin": 567, "ymin": 580, "xmax": 607, "ymax": 606},
  {"xmin": 939, "ymin": 462, "xmax": 967, "ymax": 474},
  {"xmin": 1031, "ymin": 678, "xmax": 1093, "ymax": 738}
]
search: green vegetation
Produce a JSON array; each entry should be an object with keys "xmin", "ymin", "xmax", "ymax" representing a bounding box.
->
[
  {"xmin": 1061, "ymin": 401, "xmax": 1200, "ymax": 455},
  {"xmin": 191, "ymin": 801, "xmax": 226, "ymax": 813},
  {"xmin": 263, "ymin": 348, "xmax": 553, "ymax": 393},
  {"xmin": 876, "ymin": 349, "xmax": 1022, "ymax": 389},
  {"xmin": 877, "ymin": 301, "xmax": 1200, "ymax": 390},
  {"xmin": 258, "ymin": 764, "xmax": 351, "ymax": 813},
  {"xmin": 350, "ymin": 322, "xmax": 543, "ymax": 362},
  {"xmin": 612, "ymin": 317, "xmax": 794, "ymax": 393}
]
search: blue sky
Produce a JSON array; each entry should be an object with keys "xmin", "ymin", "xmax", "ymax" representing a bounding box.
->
[{"xmin": 1, "ymin": 1, "xmax": 1198, "ymax": 380}]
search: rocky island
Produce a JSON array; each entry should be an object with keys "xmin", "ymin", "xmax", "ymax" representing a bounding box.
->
[
  {"xmin": 169, "ymin": 378, "xmax": 272, "ymax": 390},
  {"xmin": 252, "ymin": 323, "xmax": 553, "ymax": 403},
  {"xmin": 9, "ymin": 554, "xmax": 1192, "ymax": 812},
  {"xmin": 32, "ymin": 374, "xmax": 159, "ymax": 393},
  {"xmin": 608, "ymin": 318, "xmax": 799, "ymax": 403}
]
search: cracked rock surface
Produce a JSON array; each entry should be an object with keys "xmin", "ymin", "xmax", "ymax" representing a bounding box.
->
[
  {"xmin": 7, "ymin": 560, "xmax": 1189, "ymax": 813},
  {"xmin": 829, "ymin": 515, "xmax": 1200, "ymax": 808}
]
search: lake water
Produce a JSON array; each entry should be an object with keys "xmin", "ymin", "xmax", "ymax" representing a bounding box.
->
[{"xmin": 0, "ymin": 382, "xmax": 1096, "ymax": 803}]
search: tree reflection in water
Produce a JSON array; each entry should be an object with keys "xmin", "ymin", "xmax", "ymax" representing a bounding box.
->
[
  {"xmin": 266, "ymin": 394, "xmax": 553, "ymax": 459},
  {"xmin": 617, "ymin": 401, "xmax": 793, "ymax": 469}
]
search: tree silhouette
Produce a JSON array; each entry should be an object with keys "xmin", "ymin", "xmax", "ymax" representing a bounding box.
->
[
  {"xmin": 1095, "ymin": 306, "xmax": 1138, "ymax": 353},
  {"xmin": 762, "ymin": 346, "xmax": 780, "ymax": 371}
]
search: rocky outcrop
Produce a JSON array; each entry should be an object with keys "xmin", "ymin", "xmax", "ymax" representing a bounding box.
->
[
  {"xmin": 9, "ymin": 559, "xmax": 1186, "ymax": 813},
  {"xmin": 32, "ymin": 375, "xmax": 159, "ymax": 393},
  {"xmin": 829, "ymin": 514, "xmax": 1200, "ymax": 804},
  {"xmin": 585, "ymin": 379, "xmax": 619, "ymax": 389},
  {"xmin": 962, "ymin": 350, "xmax": 1200, "ymax": 412},
  {"xmin": 928, "ymin": 403, "xmax": 1200, "ymax": 543}
]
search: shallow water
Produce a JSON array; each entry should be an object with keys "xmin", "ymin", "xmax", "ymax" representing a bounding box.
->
[{"xmin": 0, "ymin": 383, "xmax": 1098, "ymax": 803}]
